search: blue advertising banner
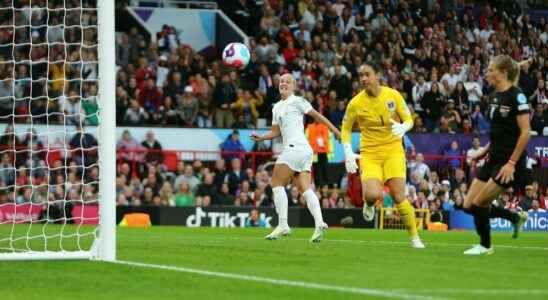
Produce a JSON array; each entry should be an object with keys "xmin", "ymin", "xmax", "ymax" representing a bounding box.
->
[{"xmin": 449, "ymin": 210, "xmax": 548, "ymax": 231}]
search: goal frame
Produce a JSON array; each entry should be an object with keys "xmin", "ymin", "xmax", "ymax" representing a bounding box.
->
[{"xmin": 0, "ymin": 0, "xmax": 116, "ymax": 261}]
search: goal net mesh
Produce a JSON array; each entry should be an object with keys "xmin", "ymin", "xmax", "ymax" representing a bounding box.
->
[{"xmin": 0, "ymin": 0, "xmax": 100, "ymax": 254}]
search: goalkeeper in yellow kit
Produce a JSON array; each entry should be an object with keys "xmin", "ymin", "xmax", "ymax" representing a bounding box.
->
[{"xmin": 341, "ymin": 63, "xmax": 425, "ymax": 248}]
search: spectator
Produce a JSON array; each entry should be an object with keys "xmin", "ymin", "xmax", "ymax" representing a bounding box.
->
[
  {"xmin": 440, "ymin": 65, "xmax": 462, "ymax": 92},
  {"xmin": 329, "ymin": 100, "xmax": 346, "ymax": 129},
  {"xmin": 412, "ymin": 75, "xmax": 429, "ymax": 114},
  {"xmin": 306, "ymin": 119, "xmax": 332, "ymax": 187},
  {"xmin": 529, "ymin": 79, "xmax": 546, "ymax": 107},
  {"xmin": 212, "ymin": 159, "xmax": 227, "ymax": 190},
  {"xmin": 541, "ymin": 188, "xmax": 548, "ymax": 210},
  {"xmin": 157, "ymin": 25, "xmax": 179, "ymax": 53},
  {"xmin": 443, "ymin": 100, "xmax": 461, "ymax": 132},
  {"xmin": 174, "ymin": 164, "xmax": 200, "ymax": 194},
  {"xmin": 225, "ymin": 158, "xmax": 248, "ymax": 195},
  {"xmin": 245, "ymin": 209, "xmax": 267, "ymax": 227},
  {"xmin": 429, "ymin": 201, "xmax": 443, "ymax": 223},
  {"xmin": 58, "ymin": 90, "xmax": 81, "ymax": 125},
  {"xmin": 231, "ymin": 90, "xmax": 263, "ymax": 128},
  {"xmin": 444, "ymin": 141, "xmax": 462, "ymax": 169},
  {"xmin": 195, "ymin": 174, "xmax": 217, "ymax": 204},
  {"xmin": 213, "ymin": 73, "xmax": 237, "ymax": 128},
  {"xmin": 411, "ymin": 117, "xmax": 428, "ymax": 133},
  {"xmin": 450, "ymin": 168, "xmax": 467, "ymax": 191},
  {"xmin": 138, "ymin": 78, "xmax": 162, "ymax": 113},
  {"xmin": 141, "ymin": 130, "xmax": 164, "ymax": 165},
  {"xmin": 0, "ymin": 153, "xmax": 15, "ymax": 187},
  {"xmin": 175, "ymin": 182, "xmax": 195, "ymax": 207},
  {"xmin": 235, "ymin": 191, "xmax": 252, "ymax": 206},
  {"xmin": 159, "ymin": 181, "xmax": 175, "ymax": 207},
  {"xmin": 237, "ymin": 180, "xmax": 254, "ymax": 200},
  {"xmin": 164, "ymin": 72, "xmax": 185, "ymax": 100},
  {"xmin": 528, "ymin": 200, "xmax": 546, "ymax": 213},
  {"xmin": 142, "ymin": 171, "xmax": 162, "ymax": 196},
  {"xmin": 451, "ymin": 82, "xmax": 469, "ymax": 110},
  {"xmin": 255, "ymin": 36, "xmax": 277, "ymax": 63},
  {"xmin": 180, "ymin": 86, "xmax": 199, "ymax": 127},
  {"xmin": 117, "ymin": 130, "xmax": 145, "ymax": 172},
  {"xmin": 531, "ymin": 102, "xmax": 547, "ymax": 135},
  {"xmin": 414, "ymin": 191, "xmax": 429, "ymax": 210},
  {"xmin": 466, "ymin": 137, "xmax": 486, "ymax": 168},
  {"xmin": 471, "ymin": 104, "xmax": 490, "ymax": 134},
  {"xmin": 69, "ymin": 123, "xmax": 98, "ymax": 167},
  {"xmin": 220, "ymin": 130, "xmax": 245, "ymax": 160},
  {"xmin": 216, "ymin": 183, "xmax": 235, "ymax": 205},
  {"xmin": 520, "ymin": 185, "xmax": 535, "ymax": 211},
  {"xmin": 328, "ymin": 65, "xmax": 352, "ymax": 101},
  {"xmin": 158, "ymin": 96, "xmax": 179, "ymax": 126},
  {"xmin": 464, "ymin": 72, "xmax": 483, "ymax": 108},
  {"xmin": 408, "ymin": 153, "xmax": 430, "ymax": 180},
  {"xmin": 422, "ymin": 82, "xmax": 444, "ymax": 131},
  {"xmin": 124, "ymin": 99, "xmax": 149, "ymax": 125}
]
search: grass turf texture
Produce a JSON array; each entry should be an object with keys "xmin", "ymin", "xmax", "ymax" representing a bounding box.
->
[{"xmin": 1, "ymin": 226, "xmax": 547, "ymax": 300}]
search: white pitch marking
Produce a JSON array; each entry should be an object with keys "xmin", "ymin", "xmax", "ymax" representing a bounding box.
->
[
  {"xmin": 110, "ymin": 260, "xmax": 449, "ymax": 300},
  {"xmin": 397, "ymin": 289, "xmax": 548, "ymax": 296},
  {"xmin": 324, "ymin": 238, "xmax": 548, "ymax": 251},
  {"xmin": 122, "ymin": 234, "xmax": 548, "ymax": 251}
]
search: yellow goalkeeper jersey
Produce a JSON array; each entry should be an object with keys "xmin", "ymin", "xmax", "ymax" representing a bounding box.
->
[{"xmin": 341, "ymin": 86, "xmax": 412, "ymax": 153}]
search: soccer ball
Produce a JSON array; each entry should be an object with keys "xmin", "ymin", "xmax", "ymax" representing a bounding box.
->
[{"xmin": 222, "ymin": 42, "xmax": 250, "ymax": 69}]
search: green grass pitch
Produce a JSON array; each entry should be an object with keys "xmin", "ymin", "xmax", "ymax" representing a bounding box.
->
[{"xmin": 1, "ymin": 226, "xmax": 547, "ymax": 300}]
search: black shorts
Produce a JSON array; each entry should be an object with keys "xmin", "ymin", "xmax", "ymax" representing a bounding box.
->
[{"xmin": 477, "ymin": 156, "xmax": 527, "ymax": 190}]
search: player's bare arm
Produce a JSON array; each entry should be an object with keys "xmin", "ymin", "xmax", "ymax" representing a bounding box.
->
[{"xmin": 307, "ymin": 109, "xmax": 341, "ymax": 140}]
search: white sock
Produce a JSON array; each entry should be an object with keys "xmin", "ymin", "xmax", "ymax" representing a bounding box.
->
[
  {"xmin": 303, "ymin": 188, "xmax": 324, "ymax": 228},
  {"xmin": 272, "ymin": 186, "xmax": 288, "ymax": 228}
]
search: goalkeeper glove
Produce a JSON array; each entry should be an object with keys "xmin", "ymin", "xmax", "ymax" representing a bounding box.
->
[
  {"xmin": 390, "ymin": 119, "xmax": 413, "ymax": 138},
  {"xmin": 343, "ymin": 143, "xmax": 360, "ymax": 174}
]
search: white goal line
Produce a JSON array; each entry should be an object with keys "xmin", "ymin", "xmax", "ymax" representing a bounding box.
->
[{"xmin": 110, "ymin": 260, "xmax": 446, "ymax": 300}]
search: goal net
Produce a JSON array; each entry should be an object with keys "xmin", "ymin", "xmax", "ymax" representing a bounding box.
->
[
  {"xmin": 0, "ymin": 0, "xmax": 115, "ymax": 260},
  {"xmin": 378, "ymin": 208, "xmax": 430, "ymax": 231}
]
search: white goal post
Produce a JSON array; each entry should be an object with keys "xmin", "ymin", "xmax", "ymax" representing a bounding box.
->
[{"xmin": 0, "ymin": 0, "xmax": 116, "ymax": 261}]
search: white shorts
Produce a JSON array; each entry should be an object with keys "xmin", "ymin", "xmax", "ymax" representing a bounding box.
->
[{"xmin": 275, "ymin": 146, "xmax": 313, "ymax": 172}]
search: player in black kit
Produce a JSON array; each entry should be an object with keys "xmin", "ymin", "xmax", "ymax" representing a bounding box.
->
[{"xmin": 462, "ymin": 55, "xmax": 531, "ymax": 255}]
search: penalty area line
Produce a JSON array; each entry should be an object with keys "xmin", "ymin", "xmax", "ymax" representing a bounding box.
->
[{"xmin": 110, "ymin": 260, "xmax": 448, "ymax": 300}]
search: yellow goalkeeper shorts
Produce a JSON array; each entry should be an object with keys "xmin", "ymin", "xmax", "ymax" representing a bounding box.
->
[{"xmin": 359, "ymin": 149, "xmax": 406, "ymax": 182}]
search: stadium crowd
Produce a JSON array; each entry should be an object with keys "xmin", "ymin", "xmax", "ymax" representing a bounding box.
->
[
  {"xmin": 111, "ymin": 0, "xmax": 548, "ymax": 223},
  {"xmin": 0, "ymin": 0, "xmax": 547, "ymax": 225},
  {"xmin": 114, "ymin": 0, "xmax": 547, "ymax": 135}
]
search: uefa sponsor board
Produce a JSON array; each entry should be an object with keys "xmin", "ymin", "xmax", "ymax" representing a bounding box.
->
[
  {"xmin": 449, "ymin": 210, "xmax": 548, "ymax": 231},
  {"xmin": 116, "ymin": 206, "xmax": 372, "ymax": 228},
  {"xmin": 0, "ymin": 204, "xmax": 43, "ymax": 223},
  {"xmin": 185, "ymin": 207, "xmax": 273, "ymax": 228},
  {"xmin": 490, "ymin": 212, "xmax": 548, "ymax": 231}
]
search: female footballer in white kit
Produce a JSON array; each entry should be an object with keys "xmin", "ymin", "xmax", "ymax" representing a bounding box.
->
[{"xmin": 251, "ymin": 74, "xmax": 341, "ymax": 242}]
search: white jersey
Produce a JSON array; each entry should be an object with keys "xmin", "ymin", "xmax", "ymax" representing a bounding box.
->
[
  {"xmin": 272, "ymin": 95, "xmax": 312, "ymax": 151},
  {"xmin": 272, "ymin": 95, "xmax": 314, "ymax": 172}
]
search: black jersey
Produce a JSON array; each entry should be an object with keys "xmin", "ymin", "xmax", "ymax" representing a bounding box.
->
[{"xmin": 488, "ymin": 86, "xmax": 530, "ymax": 161}]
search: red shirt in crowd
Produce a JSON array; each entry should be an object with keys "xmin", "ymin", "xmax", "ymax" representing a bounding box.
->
[{"xmin": 282, "ymin": 47, "xmax": 299, "ymax": 65}]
